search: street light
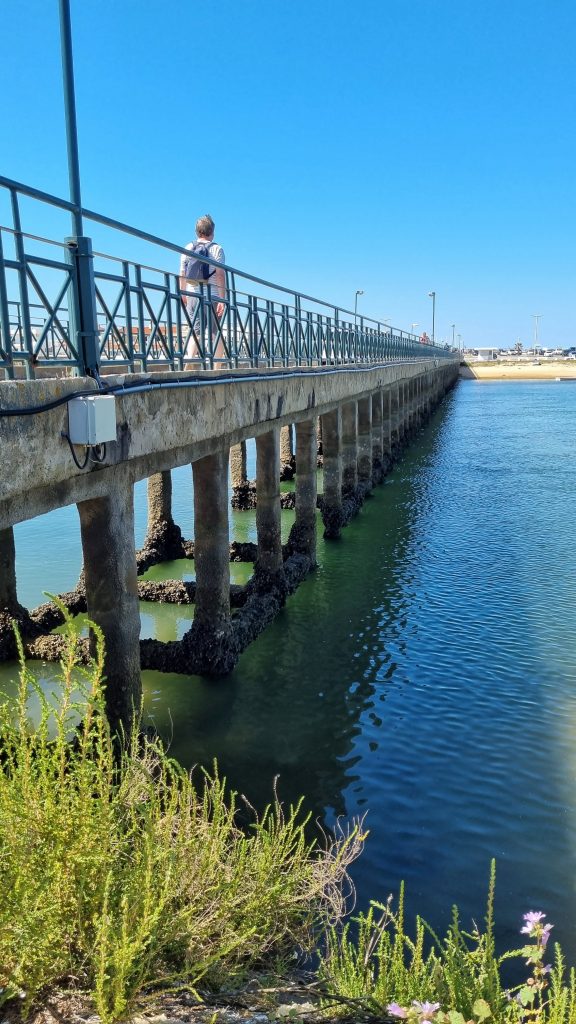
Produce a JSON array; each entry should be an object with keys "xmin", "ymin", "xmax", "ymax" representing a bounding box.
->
[
  {"xmin": 411, "ymin": 322, "xmax": 419, "ymax": 336},
  {"xmin": 532, "ymin": 314, "xmax": 542, "ymax": 356},
  {"xmin": 451, "ymin": 323, "xmax": 456, "ymax": 349},
  {"xmin": 354, "ymin": 289, "xmax": 364, "ymax": 319},
  {"xmin": 428, "ymin": 291, "xmax": 436, "ymax": 344},
  {"xmin": 457, "ymin": 333, "xmax": 462, "ymax": 352}
]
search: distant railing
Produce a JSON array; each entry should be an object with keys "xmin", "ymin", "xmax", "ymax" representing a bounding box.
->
[{"xmin": 0, "ymin": 175, "xmax": 453, "ymax": 379}]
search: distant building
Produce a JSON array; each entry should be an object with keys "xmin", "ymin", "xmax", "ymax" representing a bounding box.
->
[{"xmin": 475, "ymin": 347, "xmax": 499, "ymax": 361}]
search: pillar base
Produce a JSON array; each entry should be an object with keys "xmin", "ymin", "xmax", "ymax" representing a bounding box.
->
[
  {"xmin": 322, "ymin": 504, "xmax": 344, "ymax": 539},
  {"xmin": 182, "ymin": 620, "xmax": 239, "ymax": 676},
  {"xmin": 138, "ymin": 519, "xmax": 185, "ymax": 572}
]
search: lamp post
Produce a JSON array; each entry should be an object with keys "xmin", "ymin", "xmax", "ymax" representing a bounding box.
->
[
  {"xmin": 457, "ymin": 333, "xmax": 461, "ymax": 353},
  {"xmin": 451, "ymin": 323, "xmax": 456, "ymax": 349},
  {"xmin": 428, "ymin": 291, "xmax": 436, "ymax": 344},
  {"xmin": 354, "ymin": 289, "xmax": 364, "ymax": 320},
  {"xmin": 532, "ymin": 314, "xmax": 542, "ymax": 356},
  {"xmin": 411, "ymin": 322, "xmax": 419, "ymax": 337}
]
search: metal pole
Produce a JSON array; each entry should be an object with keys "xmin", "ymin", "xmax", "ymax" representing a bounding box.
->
[
  {"xmin": 59, "ymin": 0, "xmax": 83, "ymax": 236},
  {"xmin": 428, "ymin": 291, "xmax": 436, "ymax": 344}
]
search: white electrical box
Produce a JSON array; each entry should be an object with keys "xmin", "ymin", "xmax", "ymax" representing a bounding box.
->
[{"xmin": 67, "ymin": 395, "xmax": 117, "ymax": 445}]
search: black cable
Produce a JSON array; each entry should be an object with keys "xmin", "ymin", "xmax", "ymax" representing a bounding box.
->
[
  {"xmin": 61, "ymin": 432, "xmax": 90, "ymax": 469},
  {"xmin": 0, "ymin": 361, "xmax": 423, "ymax": 419},
  {"xmin": 90, "ymin": 443, "xmax": 107, "ymax": 463}
]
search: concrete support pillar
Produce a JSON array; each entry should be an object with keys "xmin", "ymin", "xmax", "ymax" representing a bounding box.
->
[
  {"xmin": 320, "ymin": 407, "xmax": 343, "ymax": 539},
  {"xmin": 186, "ymin": 449, "xmax": 234, "ymax": 673},
  {"xmin": 288, "ymin": 418, "xmax": 317, "ymax": 562},
  {"xmin": 382, "ymin": 388, "xmax": 393, "ymax": 464},
  {"xmin": 77, "ymin": 477, "xmax": 141, "ymax": 735},
  {"xmin": 143, "ymin": 470, "xmax": 184, "ymax": 559},
  {"xmin": 407, "ymin": 381, "xmax": 413, "ymax": 438},
  {"xmin": 230, "ymin": 440, "xmax": 255, "ymax": 510},
  {"xmin": 280, "ymin": 424, "xmax": 295, "ymax": 481},
  {"xmin": 341, "ymin": 400, "xmax": 358, "ymax": 495},
  {"xmin": 371, "ymin": 390, "xmax": 384, "ymax": 485},
  {"xmin": 0, "ymin": 527, "xmax": 18, "ymax": 611},
  {"xmin": 147, "ymin": 470, "xmax": 172, "ymax": 524},
  {"xmin": 230, "ymin": 441, "xmax": 247, "ymax": 488},
  {"xmin": 399, "ymin": 378, "xmax": 407, "ymax": 438},
  {"xmin": 357, "ymin": 396, "xmax": 373, "ymax": 495},
  {"xmin": 256, "ymin": 428, "xmax": 285, "ymax": 579},
  {"xmin": 390, "ymin": 384, "xmax": 400, "ymax": 452}
]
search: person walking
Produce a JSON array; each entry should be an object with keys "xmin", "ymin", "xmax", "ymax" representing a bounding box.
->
[{"xmin": 179, "ymin": 214, "xmax": 226, "ymax": 365}]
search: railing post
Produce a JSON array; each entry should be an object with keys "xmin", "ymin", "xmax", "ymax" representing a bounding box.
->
[
  {"xmin": 250, "ymin": 294, "xmax": 259, "ymax": 368},
  {"xmin": 0, "ymin": 232, "xmax": 14, "ymax": 379},
  {"xmin": 295, "ymin": 294, "xmax": 302, "ymax": 366},
  {"xmin": 65, "ymin": 235, "xmax": 100, "ymax": 377}
]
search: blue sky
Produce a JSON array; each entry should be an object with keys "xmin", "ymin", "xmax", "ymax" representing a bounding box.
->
[{"xmin": 2, "ymin": 0, "xmax": 575, "ymax": 347}]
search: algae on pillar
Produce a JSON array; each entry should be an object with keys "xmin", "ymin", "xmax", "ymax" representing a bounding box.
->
[{"xmin": 77, "ymin": 475, "xmax": 142, "ymax": 736}]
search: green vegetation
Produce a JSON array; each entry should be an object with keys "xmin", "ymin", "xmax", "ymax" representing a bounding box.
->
[
  {"xmin": 318, "ymin": 868, "xmax": 576, "ymax": 1024},
  {"xmin": 2, "ymin": 614, "xmax": 576, "ymax": 1024},
  {"xmin": 0, "ymin": 614, "xmax": 359, "ymax": 1023}
]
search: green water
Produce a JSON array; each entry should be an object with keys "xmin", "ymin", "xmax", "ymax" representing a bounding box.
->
[{"xmin": 3, "ymin": 380, "xmax": 576, "ymax": 957}]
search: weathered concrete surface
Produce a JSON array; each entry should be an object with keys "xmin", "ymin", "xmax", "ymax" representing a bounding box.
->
[
  {"xmin": 320, "ymin": 407, "xmax": 343, "ymax": 539},
  {"xmin": 77, "ymin": 476, "xmax": 141, "ymax": 734},
  {"xmin": 255, "ymin": 429, "xmax": 284, "ymax": 576},
  {"xmin": 138, "ymin": 471, "xmax": 186, "ymax": 571},
  {"xmin": 183, "ymin": 451, "xmax": 235, "ymax": 675},
  {"xmin": 0, "ymin": 361, "xmax": 459, "ymax": 530},
  {"xmin": 280, "ymin": 424, "xmax": 296, "ymax": 480},
  {"xmin": 287, "ymin": 418, "xmax": 317, "ymax": 562}
]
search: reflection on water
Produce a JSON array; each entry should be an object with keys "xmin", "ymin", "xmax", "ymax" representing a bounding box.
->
[{"xmin": 4, "ymin": 382, "xmax": 576, "ymax": 959}]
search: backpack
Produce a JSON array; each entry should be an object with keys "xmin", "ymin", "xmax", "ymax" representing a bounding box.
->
[{"xmin": 183, "ymin": 240, "xmax": 216, "ymax": 282}]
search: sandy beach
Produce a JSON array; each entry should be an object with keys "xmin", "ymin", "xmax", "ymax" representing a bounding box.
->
[{"xmin": 460, "ymin": 360, "xmax": 576, "ymax": 381}]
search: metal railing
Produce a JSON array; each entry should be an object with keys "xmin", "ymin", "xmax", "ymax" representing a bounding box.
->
[{"xmin": 0, "ymin": 175, "xmax": 453, "ymax": 379}]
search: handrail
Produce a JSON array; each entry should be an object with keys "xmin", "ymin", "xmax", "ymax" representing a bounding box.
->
[
  {"xmin": 0, "ymin": 173, "xmax": 425, "ymax": 330},
  {"xmin": 0, "ymin": 173, "xmax": 454, "ymax": 378}
]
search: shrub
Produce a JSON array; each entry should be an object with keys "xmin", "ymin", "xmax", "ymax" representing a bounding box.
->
[
  {"xmin": 0, "ymin": 612, "xmax": 361, "ymax": 1023},
  {"xmin": 318, "ymin": 866, "xmax": 576, "ymax": 1024}
]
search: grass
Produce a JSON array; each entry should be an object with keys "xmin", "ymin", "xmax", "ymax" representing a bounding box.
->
[{"xmin": 0, "ymin": 611, "xmax": 361, "ymax": 1023}]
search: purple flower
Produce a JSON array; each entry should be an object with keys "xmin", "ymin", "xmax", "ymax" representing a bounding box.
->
[
  {"xmin": 387, "ymin": 1004, "xmax": 408, "ymax": 1018},
  {"xmin": 521, "ymin": 911, "xmax": 546, "ymax": 934},
  {"xmin": 413, "ymin": 1001, "xmax": 441, "ymax": 1021},
  {"xmin": 542, "ymin": 964, "xmax": 552, "ymax": 975},
  {"xmin": 541, "ymin": 924, "xmax": 554, "ymax": 947}
]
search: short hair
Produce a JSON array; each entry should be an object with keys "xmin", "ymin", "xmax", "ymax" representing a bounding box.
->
[{"xmin": 196, "ymin": 214, "xmax": 215, "ymax": 238}]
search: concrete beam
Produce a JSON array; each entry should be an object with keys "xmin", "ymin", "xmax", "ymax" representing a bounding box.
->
[{"xmin": 0, "ymin": 361, "xmax": 460, "ymax": 529}]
